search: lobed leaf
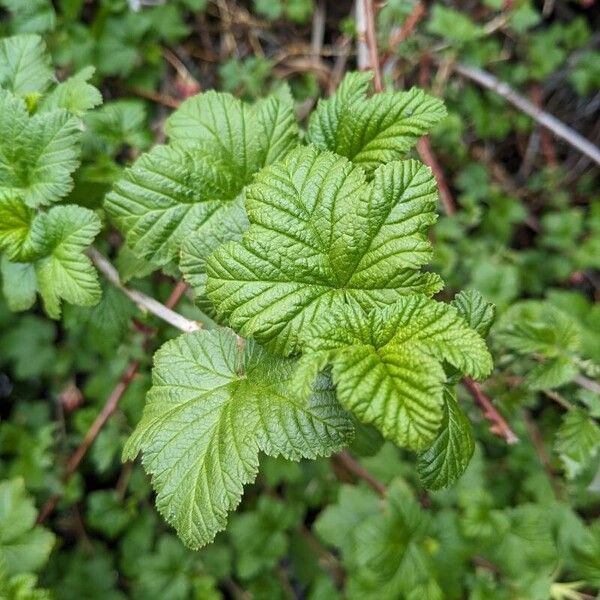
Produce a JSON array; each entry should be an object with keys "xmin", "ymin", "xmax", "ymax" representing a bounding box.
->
[
  {"xmin": 307, "ymin": 72, "xmax": 447, "ymax": 175},
  {"xmin": 206, "ymin": 146, "xmax": 442, "ymax": 356},
  {"xmin": 0, "ymin": 89, "xmax": 82, "ymax": 208},
  {"xmin": 124, "ymin": 328, "xmax": 352, "ymax": 548},
  {"xmin": 417, "ymin": 389, "xmax": 475, "ymax": 489},
  {"xmin": 296, "ymin": 296, "xmax": 491, "ymax": 450},
  {"xmin": 0, "ymin": 34, "xmax": 53, "ymax": 96}
]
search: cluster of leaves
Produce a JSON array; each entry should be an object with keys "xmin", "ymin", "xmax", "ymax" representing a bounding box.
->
[{"xmin": 0, "ymin": 2, "xmax": 599, "ymax": 599}]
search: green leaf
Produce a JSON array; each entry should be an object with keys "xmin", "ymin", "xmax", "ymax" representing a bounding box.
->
[
  {"xmin": 307, "ymin": 72, "xmax": 446, "ymax": 175},
  {"xmin": 108, "ymin": 90, "xmax": 298, "ymax": 266},
  {"xmin": 0, "ymin": 89, "xmax": 82, "ymax": 208},
  {"xmin": 417, "ymin": 389, "xmax": 475, "ymax": 489},
  {"xmin": 32, "ymin": 205, "xmax": 102, "ymax": 318},
  {"xmin": 0, "ymin": 478, "xmax": 55, "ymax": 576},
  {"xmin": 105, "ymin": 144, "xmax": 236, "ymax": 266},
  {"xmin": 123, "ymin": 328, "xmax": 352, "ymax": 549},
  {"xmin": 180, "ymin": 205, "xmax": 247, "ymax": 310},
  {"xmin": 39, "ymin": 66, "xmax": 102, "ymax": 116},
  {"xmin": 0, "ymin": 197, "xmax": 36, "ymax": 261},
  {"xmin": 554, "ymin": 408, "xmax": 600, "ymax": 479},
  {"xmin": 452, "ymin": 289, "xmax": 496, "ymax": 338},
  {"xmin": 0, "ymin": 257, "xmax": 37, "ymax": 311},
  {"xmin": 165, "ymin": 89, "xmax": 298, "ymax": 179},
  {"xmin": 0, "ymin": 34, "xmax": 53, "ymax": 96},
  {"xmin": 229, "ymin": 496, "xmax": 299, "ymax": 579},
  {"xmin": 527, "ymin": 356, "xmax": 578, "ymax": 390},
  {"xmin": 207, "ymin": 146, "xmax": 442, "ymax": 356},
  {"xmin": 494, "ymin": 300, "xmax": 580, "ymax": 358},
  {"xmin": 297, "ymin": 296, "xmax": 491, "ymax": 450}
]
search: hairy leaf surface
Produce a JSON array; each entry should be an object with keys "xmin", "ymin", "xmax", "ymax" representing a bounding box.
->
[
  {"xmin": 108, "ymin": 89, "xmax": 298, "ymax": 266},
  {"xmin": 0, "ymin": 89, "xmax": 81, "ymax": 207},
  {"xmin": 207, "ymin": 146, "xmax": 442, "ymax": 356},
  {"xmin": 124, "ymin": 328, "xmax": 352, "ymax": 548},
  {"xmin": 0, "ymin": 34, "xmax": 52, "ymax": 96},
  {"xmin": 417, "ymin": 389, "xmax": 475, "ymax": 489},
  {"xmin": 307, "ymin": 72, "xmax": 446, "ymax": 175},
  {"xmin": 296, "ymin": 297, "xmax": 491, "ymax": 450}
]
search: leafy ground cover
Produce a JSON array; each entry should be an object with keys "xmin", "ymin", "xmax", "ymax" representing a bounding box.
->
[{"xmin": 0, "ymin": 1, "xmax": 599, "ymax": 599}]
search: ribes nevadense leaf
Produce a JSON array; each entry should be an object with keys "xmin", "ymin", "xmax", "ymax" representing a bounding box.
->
[
  {"xmin": 30, "ymin": 206, "xmax": 102, "ymax": 318},
  {"xmin": 39, "ymin": 66, "xmax": 102, "ymax": 116},
  {"xmin": 123, "ymin": 328, "xmax": 352, "ymax": 549},
  {"xmin": 554, "ymin": 408, "xmax": 600, "ymax": 479},
  {"xmin": 494, "ymin": 300, "xmax": 580, "ymax": 358},
  {"xmin": 0, "ymin": 89, "xmax": 82, "ymax": 208},
  {"xmin": 417, "ymin": 389, "xmax": 475, "ymax": 489},
  {"xmin": 0, "ymin": 34, "xmax": 53, "ymax": 96},
  {"xmin": 296, "ymin": 296, "xmax": 491, "ymax": 450},
  {"xmin": 106, "ymin": 89, "xmax": 298, "ymax": 266},
  {"xmin": 452, "ymin": 289, "xmax": 496, "ymax": 338},
  {"xmin": 0, "ymin": 478, "xmax": 55, "ymax": 576},
  {"xmin": 307, "ymin": 72, "xmax": 447, "ymax": 176},
  {"xmin": 206, "ymin": 145, "xmax": 442, "ymax": 356},
  {"xmin": 0, "ymin": 196, "xmax": 36, "ymax": 261}
]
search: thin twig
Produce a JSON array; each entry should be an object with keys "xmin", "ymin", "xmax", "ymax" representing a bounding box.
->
[
  {"xmin": 361, "ymin": 0, "xmax": 382, "ymax": 92},
  {"xmin": 299, "ymin": 526, "xmax": 345, "ymax": 588},
  {"xmin": 333, "ymin": 450, "xmax": 386, "ymax": 497},
  {"xmin": 38, "ymin": 277, "xmax": 189, "ymax": 524},
  {"xmin": 89, "ymin": 248, "xmax": 201, "ymax": 333},
  {"xmin": 451, "ymin": 62, "xmax": 600, "ymax": 165},
  {"xmin": 354, "ymin": 0, "xmax": 369, "ymax": 72},
  {"xmin": 384, "ymin": 1, "xmax": 426, "ymax": 58},
  {"xmin": 575, "ymin": 374, "xmax": 600, "ymax": 395},
  {"xmin": 463, "ymin": 378, "xmax": 519, "ymax": 444}
]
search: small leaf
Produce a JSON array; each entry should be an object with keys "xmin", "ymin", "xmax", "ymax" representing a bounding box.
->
[
  {"xmin": 0, "ymin": 89, "xmax": 82, "ymax": 208},
  {"xmin": 417, "ymin": 389, "xmax": 475, "ymax": 490},
  {"xmin": 307, "ymin": 72, "xmax": 447, "ymax": 175},
  {"xmin": 554, "ymin": 408, "xmax": 600, "ymax": 479},
  {"xmin": 0, "ymin": 34, "xmax": 53, "ymax": 96},
  {"xmin": 0, "ymin": 257, "xmax": 37, "ymax": 311},
  {"xmin": 0, "ymin": 478, "xmax": 55, "ymax": 576},
  {"xmin": 32, "ymin": 205, "xmax": 102, "ymax": 318},
  {"xmin": 0, "ymin": 197, "xmax": 37, "ymax": 261},
  {"xmin": 452, "ymin": 289, "xmax": 495, "ymax": 338},
  {"xmin": 39, "ymin": 66, "xmax": 102, "ymax": 116},
  {"xmin": 494, "ymin": 300, "xmax": 580, "ymax": 358},
  {"xmin": 207, "ymin": 146, "xmax": 442, "ymax": 356},
  {"xmin": 124, "ymin": 328, "xmax": 352, "ymax": 548}
]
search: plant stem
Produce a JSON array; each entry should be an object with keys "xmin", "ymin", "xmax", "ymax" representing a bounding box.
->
[
  {"xmin": 450, "ymin": 61, "xmax": 600, "ymax": 166},
  {"xmin": 333, "ymin": 450, "xmax": 386, "ymax": 497},
  {"xmin": 89, "ymin": 248, "xmax": 201, "ymax": 333}
]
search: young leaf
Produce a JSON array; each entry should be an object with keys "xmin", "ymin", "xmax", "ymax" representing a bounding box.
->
[
  {"xmin": 0, "ymin": 89, "xmax": 82, "ymax": 208},
  {"xmin": 39, "ymin": 66, "xmax": 102, "ymax": 116},
  {"xmin": 554, "ymin": 408, "xmax": 600, "ymax": 479},
  {"xmin": 123, "ymin": 328, "xmax": 352, "ymax": 549},
  {"xmin": 0, "ymin": 34, "xmax": 53, "ymax": 96},
  {"xmin": 417, "ymin": 389, "xmax": 475, "ymax": 489},
  {"xmin": 0, "ymin": 197, "xmax": 37, "ymax": 261},
  {"xmin": 206, "ymin": 146, "xmax": 442, "ymax": 356},
  {"xmin": 0, "ymin": 257, "xmax": 37, "ymax": 311},
  {"xmin": 307, "ymin": 72, "xmax": 447, "ymax": 175},
  {"xmin": 494, "ymin": 300, "xmax": 580, "ymax": 358},
  {"xmin": 296, "ymin": 296, "xmax": 491, "ymax": 450},
  {"xmin": 165, "ymin": 89, "xmax": 298, "ymax": 179},
  {"xmin": 0, "ymin": 478, "xmax": 55, "ymax": 576},
  {"xmin": 452, "ymin": 289, "xmax": 496, "ymax": 338},
  {"xmin": 31, "ymin": 206, "xmax": 102, "ymax": 318}
]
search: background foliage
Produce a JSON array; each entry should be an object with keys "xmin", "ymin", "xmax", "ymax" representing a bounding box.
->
[{"xmin": 0, "ymin": 1, "xmax": 599, "ymax": 599}]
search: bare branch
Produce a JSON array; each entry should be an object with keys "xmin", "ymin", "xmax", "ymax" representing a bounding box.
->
[
  {"xmin": 333, "ymin": 450, "xmax": 386, "ymax": 497},
  {"xmin": 463, "ymin": 377, "xmax": 519, "ymax": 444},
  {"xmin": 88, "ymin": 248, "xmax": 201, "ymax": 333},
  {"xmin": 451, "ymin": 61, "xmax": 600, "ymax": 166}
]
